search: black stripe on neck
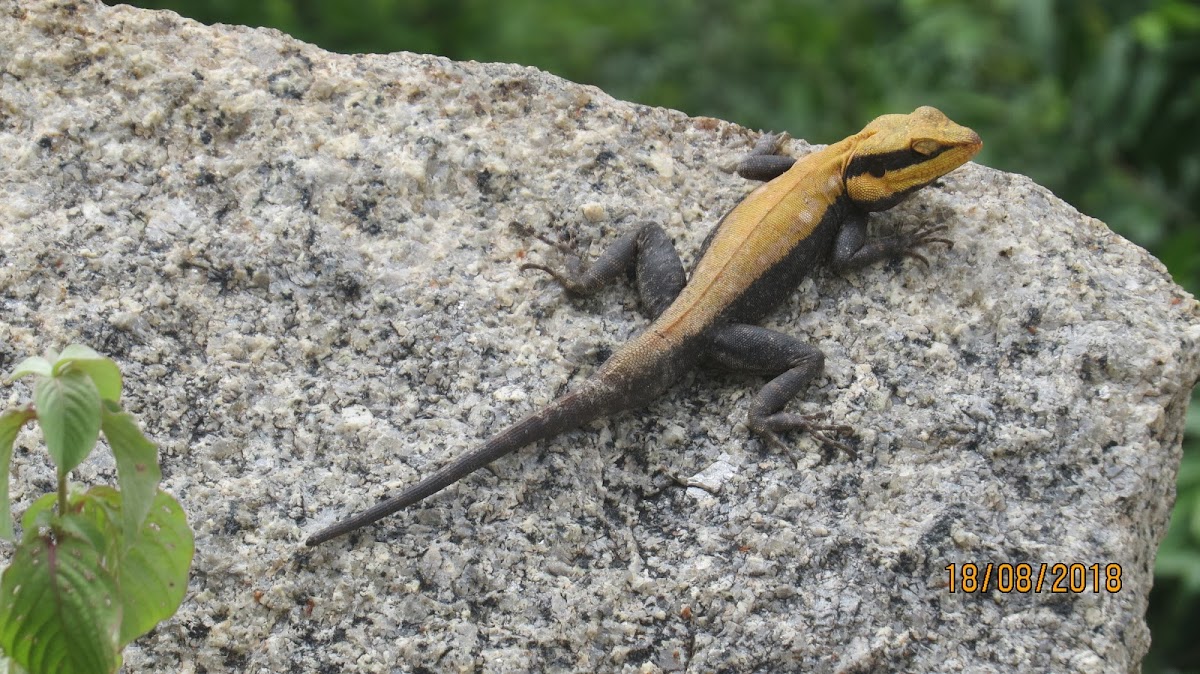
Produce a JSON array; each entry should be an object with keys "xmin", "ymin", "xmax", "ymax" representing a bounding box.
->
[{"xmin": 845, "ymin": 146, "xmax": 948, "ymax": 179}]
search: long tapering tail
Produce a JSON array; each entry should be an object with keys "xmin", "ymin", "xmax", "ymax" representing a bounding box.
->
[{"xmin": 305, "ymin": 382, "xmax": 614, "ymax": 546}]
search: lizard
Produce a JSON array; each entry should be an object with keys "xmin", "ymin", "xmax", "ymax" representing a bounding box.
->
[{"xmin": 305, "ymin": 105, "xmax": 982, "ymax": 547}]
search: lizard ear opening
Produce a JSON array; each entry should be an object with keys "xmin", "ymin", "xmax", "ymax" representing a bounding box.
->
[{"xmin": 912, "ymin": 138, "xmax": 940, "ymax": 156}]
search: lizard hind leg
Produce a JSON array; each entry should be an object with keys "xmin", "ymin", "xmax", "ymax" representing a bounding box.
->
[
  {"xmin": 705, "ymin": 323, "xmax": 855, "ymax": 457},
  {"xmin": 519, "ymin": 222, "xmax": 686, "ymax": 319}
]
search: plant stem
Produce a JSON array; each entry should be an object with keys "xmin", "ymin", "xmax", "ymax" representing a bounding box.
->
[{"xmin": 57, "ymin": 471, "xmax": 68, "ymax": 515}]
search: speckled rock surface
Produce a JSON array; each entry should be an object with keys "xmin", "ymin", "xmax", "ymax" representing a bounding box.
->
[{"xmin": 1, "ymin": 2, "xmax": 1197, "ymax": 673}]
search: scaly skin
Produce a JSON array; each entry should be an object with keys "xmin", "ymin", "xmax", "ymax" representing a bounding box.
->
[{"xmin": 306, "ymin": 106, "xmax": 982, "ymax": 546}]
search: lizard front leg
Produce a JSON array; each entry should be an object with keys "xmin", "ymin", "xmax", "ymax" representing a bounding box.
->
[
  {"xmin": 705, "ymin": 323, "xmax": 854, "ymax": 455},
  {"xmin": 831, "ymin": 210, "xmax": 954, "ymax": 272},
  {"xmin": 519, "ymin": 222, "xmax": 686, "ymax": 319}
]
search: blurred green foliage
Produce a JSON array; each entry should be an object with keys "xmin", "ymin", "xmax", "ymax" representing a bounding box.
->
[{"xmin": 106, "ymin": 1, "xmax": 1200, "ymax": 670}]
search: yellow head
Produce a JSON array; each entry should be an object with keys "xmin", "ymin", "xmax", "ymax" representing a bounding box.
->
[{"xmin": 843, "ymin": 106, "xmax": 982, "ymax": 211}]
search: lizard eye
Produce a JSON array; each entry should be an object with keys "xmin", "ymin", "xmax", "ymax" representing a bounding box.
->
[{"xmin": 912, "ymin": 139, "xmax": 940, "ymax": 156}]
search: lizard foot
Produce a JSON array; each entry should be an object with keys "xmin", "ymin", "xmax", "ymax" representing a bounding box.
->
[
  {"xmin": 512, "ymin": 223, "xmax": 590, "ymax": 294},
  {"xmin": 752, "ymin": 130, "xmax": 792, "ymax": 156},
  {"xmin": 519, "ymin": 261, "xmax": 590, "ymax": 295},
  {"xmin": 897, "ymin": 222, "xmax": 953, "ymax": 267},
  {"xmin": 512, "ymin": 222, "xmax": 582, "ymax": 258},
  {"xmin": 749, "ymin": 411, "xmax": 856, "ymax": 459}
]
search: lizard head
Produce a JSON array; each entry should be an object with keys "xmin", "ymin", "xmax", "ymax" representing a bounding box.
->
[{"xmin": 843, "ymin": 106, "xmax": 982, "ymax": 212}]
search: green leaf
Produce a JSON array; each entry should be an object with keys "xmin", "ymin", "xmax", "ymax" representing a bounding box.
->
[
  {"xmin": 54, "ymin": 346, "xmax": 122, "ymax": 403},
  {"xmin": 0, "ymin": 652, "xmax": 28, "ymax": 673},
  {"xmin": 0, "ymin": 523, "xmax": 123, "ymax": 674},
  {"xmin": 113, "ymin": 491, "xmax": 193, "ymax": 645},
  {"xmin": 8, "ymin": 357, "xmax": 51, "ymax": 382},
  {"xmin": 34, "ymin": 370, "xmax": 101, "ymax": 476},
  {"xmin": 51, "ymin": 346, "xmax": 100, "ymax": 373},
  {"xmin": 100, "ymin": 401, "xmax": 161, "ymax": 541},
  {"xmin": 81, "ymin": 487, "xmax": 193, "ymax": 646},
  {"xmin": 0, "ymin": 408, "xmax": 33, "ymax": 541},
  {"xmin": 18, "ymin": 494, "xmax": 57, "ymax": 539},
  {"xmin": 55, "ymin": 501, "xmax": 122, "ymax": 572}
]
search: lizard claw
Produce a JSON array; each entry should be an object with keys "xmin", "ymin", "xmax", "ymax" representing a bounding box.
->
[
  {"xmin": 903, "ymin": 250, "xmax": 931, "ymax": 268},
  {"xmin": 514, "ymin": 224, "xmax": 589, "ymax": 293},
  {"xmin": 753, "ymin": 131, "xmax": 792, "ymax": 156},
  {"xmin": 513, "ymin": 223, "xmax": 581, "ymax": 257},
  {"xmin": 749, "ymin": 411, "xmax": 856, "ymax": 459},
  {"xmin": 520, "ymin": 262, "xmax": 586, "ymax": 294},
  {"xmin": 518, "ymin": 261, "xmax": 555, "ymax": 275},
  {"xmin": 898, "ymin": 223, "xmax": 953, "ymax": 265}
]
